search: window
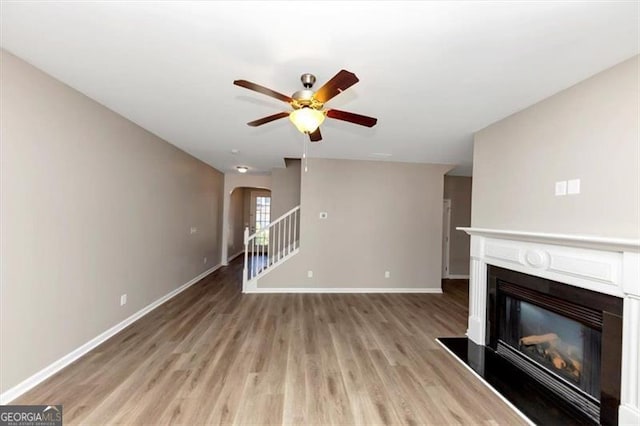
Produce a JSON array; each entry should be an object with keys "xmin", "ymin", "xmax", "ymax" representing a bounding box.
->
[{"xmin": 255, "ymin": 196, "xmax": 271, "ymax": 246}]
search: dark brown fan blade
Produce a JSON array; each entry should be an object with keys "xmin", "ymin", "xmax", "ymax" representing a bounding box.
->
[
  {"xmin": 326, "ymin": 109, "xmax": 377, "ymax": 127},
  {"xmin": 309, "ymin": 127, "xmax": 322, "ymax": 142},
  {"xmin": 247, "ymin": 112, "xmax": 289, "ymax": 127},
  {"xmin": 233, "ymin": 80, "xmax": 293, "ymax": 103},
  {"xmin": 314, "ymin": 70, "xmax": 359, "ymax": 103}
]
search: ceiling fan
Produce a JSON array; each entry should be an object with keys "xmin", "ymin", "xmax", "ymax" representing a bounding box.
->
[{"xmin": 233, "ymin": 70, "xmax": 377, "ymax": 142}]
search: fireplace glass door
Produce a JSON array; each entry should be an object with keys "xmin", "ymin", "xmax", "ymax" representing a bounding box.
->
[
  {"xmin": 487, "ymin": 266, "xmax": 623, "ymax": 425},
  {"xmin": 498, "ymin": 295, "xmax": 601, "ymax": 400}
]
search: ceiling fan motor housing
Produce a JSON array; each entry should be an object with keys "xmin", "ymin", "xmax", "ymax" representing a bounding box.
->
[
  {"xmin": 291, "ymin": 74, "xmax": 320, "ymax": 109},
  {"xmin": 300, "ymin": 73, "xmax": 316, "ymax": 88},
  {"xmin": 292, "ymin": 87, "xmax": 322, "ymax": 110}
]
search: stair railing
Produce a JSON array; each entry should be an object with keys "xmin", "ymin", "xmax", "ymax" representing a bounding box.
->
[{"xmin": 243, "ymin": 205, "xmax": 300, "ymax": 289}]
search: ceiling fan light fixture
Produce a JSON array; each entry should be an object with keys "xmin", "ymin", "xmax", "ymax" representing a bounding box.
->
[
  {"xmin": 236, "ymin": 166, "xmax": 249, "ymax": 173},
  {"xmin": 289, "ymin": 107, "xmax": 326, "ymax": 134}
]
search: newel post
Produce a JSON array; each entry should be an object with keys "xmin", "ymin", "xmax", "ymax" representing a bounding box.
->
[{"xmin": 242, "ymin": 227, "xmax": 249, "ymax": 292}]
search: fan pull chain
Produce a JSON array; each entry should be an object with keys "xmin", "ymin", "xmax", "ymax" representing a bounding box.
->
[{"xmin": 303, "ymin": 133, "xmax": 308, "ymax": 172}]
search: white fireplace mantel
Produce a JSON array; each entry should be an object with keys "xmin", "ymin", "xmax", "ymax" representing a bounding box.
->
[{"xmin": 458, "ymin": 227, "xmax": 640, "ymax": 426}]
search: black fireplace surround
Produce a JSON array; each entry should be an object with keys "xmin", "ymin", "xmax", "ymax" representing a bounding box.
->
[{"xmin": 487, "ymin": 266, "xmax": 623, "ymax": 426}]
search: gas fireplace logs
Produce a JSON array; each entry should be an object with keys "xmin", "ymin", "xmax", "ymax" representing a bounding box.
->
[{"xmin": 519, "ymin": 333, "xmax": 582, "ymax": 380}]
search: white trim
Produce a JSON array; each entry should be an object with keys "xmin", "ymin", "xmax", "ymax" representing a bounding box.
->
[
  {"xmin": 227, "ymin": 250, "xmax": 244, "ymax": 262},
  {"xmin": 458, "ymin": 227, "xmax": 640, "ymax": 252},
  {"xmin": 620, "ymin": 295, "xmax": 640, "ymax": 425},
  {"xmin": 442, "ymin": 199, "xmax": 451, "ymax": 279},
  {"xmin": 244, "ymin": 287, "xmax": 443, "ymax": 294},
  {"xmin": 464, "ymin": 234, "xmax": 634, "ymax": 299},
  {"xmin": 619, "ymin": 404, "xmax": 640, "ymax": 426},
  {"xmin": 435, "ymin": 339, "xmax": 535, "ymax": 426},
  {"xmin": 243, "ymin": 248, "xmax": 300, "ymax": 292},
  {"xmin": 247, "ymin": 205, "xmax": 300, "ymax": 240},
  {"xmin": 0, "ymin": 263, "xmax": 222, "ymax": 405},
  {"xmin": 467, "ymin": 258, "xmax": 488, "ymax": 344},
  {"xmin": 445, "ymin": 274, "xmax": 469, "ymax": 279}
]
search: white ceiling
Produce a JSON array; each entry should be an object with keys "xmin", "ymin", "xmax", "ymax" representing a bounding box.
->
[{"xmin": 1, "ymin": 1, "xmax": 638, "ymax": 176}]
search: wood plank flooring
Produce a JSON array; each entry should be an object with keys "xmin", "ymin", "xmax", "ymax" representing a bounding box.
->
[{"xmin": 15, "ymin": 261, "xmax": 525, "ymax": 425}]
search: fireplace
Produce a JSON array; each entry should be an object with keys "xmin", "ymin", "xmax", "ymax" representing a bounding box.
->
[
  {"xmin": 487, "ymin": 266, "xmax": 623, "ymax": 425},
  {"xmin": 453, "ymin": 228, "xmax": 640, "ymax": 425},
  {"xmin": 499, "ymin": 296, "xmax": 601, "ymax": 399}
]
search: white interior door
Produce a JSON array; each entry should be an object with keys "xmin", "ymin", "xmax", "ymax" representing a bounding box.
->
[{"xmin": 442, "ymin": 199, "xmax": 451, "ymax": 278}]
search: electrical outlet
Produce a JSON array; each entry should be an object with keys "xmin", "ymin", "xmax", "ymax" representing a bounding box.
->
[
  {"xmin": 120, "ymin": 294, "xmax": 127, "ymax": 306},
  {"xmin": 555, "ymin": 181, "xmax": 567, "ymax": 196},
  {"xmin": 204, "ymin": 257, "xmax": 208, "ymax": 264},
  {"xmin": 307, "ymin": 270, "xmax": 313, "ymax": 278},
  {"xmin": 190, "ymin": 226, "xmax": 197, "ymax": 234},
  {"xmin": 385, "ymin": 271, "xmax": 390, "ymax": 278}
]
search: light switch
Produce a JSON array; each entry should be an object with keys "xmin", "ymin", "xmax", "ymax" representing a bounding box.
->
[
  {"xmin": 319, "ymin": 212, "xmax": 328, "ymax": 219},
  {"xmin": 555, "ymin": 181, "xmax": 567, "ymax": 196},
  {"xmin": 567, "ymin": 179, "xmax": 580, "ymax": 195}
]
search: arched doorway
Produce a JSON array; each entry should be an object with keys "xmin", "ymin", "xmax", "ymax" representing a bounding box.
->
[{"xmin": 227, "ymin": 186, "xmax": 272, "ymax": 263}]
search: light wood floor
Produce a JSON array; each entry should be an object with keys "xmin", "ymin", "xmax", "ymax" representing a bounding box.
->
[{"xmin": 15, "ymin": 261, "xmax": 525, "ymax": 425}]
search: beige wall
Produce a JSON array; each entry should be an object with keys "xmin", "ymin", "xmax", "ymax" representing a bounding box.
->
[
  {"xmin": 0, "ymin": 50, "xmax": 224, "ymax": 393},
  {"xmin": 270, "ymin": 158, "xmax": 301, "ymax": 219},
  {"xmin": 227, "ymin": 187, "xmax": 245, "ymax": 258},
  {"xmin": 260, "ymin": 159, "xmax": 452, "ymax": 289},
  {"xmin": 243, "ymin": 189, "xmax": 252, "ymax": 228},
  {"xmin": 472, "ymin": 56, "xmax": 639, "ymax": 239},
  {"xmin": 270, "ymin": 159, "xmax": 301, "ymax": 252},
  {"xmin": 444, "ymin": 176, "xmax": 472, "ymax": 276}
]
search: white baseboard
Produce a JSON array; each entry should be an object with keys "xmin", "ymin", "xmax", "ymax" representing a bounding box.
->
[
  {"xmin": 619, "ymin": 404, "xmax": 640, "ymax": 426},
  {"xmin": 228, "ymin": 250, "xmax": 244, "ymax": 262},
  {"xmin": 244, "ymin": 287, "xmax": 443, "ymax": 294},
  {"xmin": 445, "ymin": 274, "xmax": 470, "ymax": 279},
  {"xmin": 0, "ymin": 263, "xmax": 222, "ymax": 405}
]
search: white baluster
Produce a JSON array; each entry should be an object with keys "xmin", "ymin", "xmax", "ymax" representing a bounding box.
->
[
  {"xmin": 243, "ymin": 227, "xmax": 249, "ymax": 291},
  {"xmin": 251, "ymin": 238, "xmax": 255, "ymax": 279},
  {"xmin": 282, "ymin": 216, "xmax": 286, "ymax": 256},
  {"xmin": 287, "ymin": 214, "xmax": 291, "ymax": 255},
  {"xmin": 278, "ymin": 221, "xmax": 282, "ymax": 262},
  {"xmin": 293, "ymin": 210, "xmax": 297, "ymax": 249},
  {"xmin": 283, "ymin": 216, "xmax": 287, "ymax": 256}
]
